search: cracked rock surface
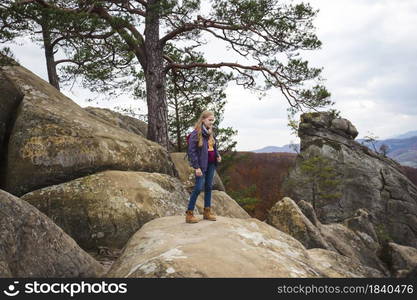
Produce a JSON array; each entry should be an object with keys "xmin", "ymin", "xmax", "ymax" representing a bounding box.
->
[
  {"xmin": 105, "ymin": 215, "xmax": 384, "ymax": 278},
  {"xmin": 0, "ymin": 189, "xmax": 105, "ymax": 277}
]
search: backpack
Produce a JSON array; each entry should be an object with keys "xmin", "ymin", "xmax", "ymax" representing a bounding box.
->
[
  {"xmin": 183, "ymin": 132, "xmax": 193, "ymax": 165},
  {"xmin": 186, "ymin": 132, "xmax": 192, "ymax": 146},
  {"xmin": 183, "ymin": 130, "xmax": 217, "ymax": 165}
]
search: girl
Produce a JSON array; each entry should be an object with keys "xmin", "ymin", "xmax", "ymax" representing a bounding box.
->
[{"xmin": 186, "ymin": 110, "xmax": 222, "ymax": 223}]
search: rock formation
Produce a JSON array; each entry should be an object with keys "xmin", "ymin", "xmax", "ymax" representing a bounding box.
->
[
  {"xmin": 0, "ymin": 189, "xmax": 105, "ymax": 277},
  {"xmin": 283, "ymin": 111, "xmax": 417, "ymax": 248},
  {"xmin": 106, "ymin": 215, "xmax": 383, "ymax": 278},
  {"xmin": 3, "ymin": 59, "xmax": 413, "ymax": 278},
  {"xmin": 0, "ymin": 65, "xmax": 178, "ymax": 196},
  {"xmin": 379, "ymin": 242, "xmax": 417, "ymax": 277},
  {"xmin": 267, "ymin": 197, "xmax": 390, "ymax": 276},
  {"xmin": 194, "ymin": 190, "xmax": 250, "ymax": 219},
  {"xmin": 20, "ymin": 172, "xmax": 247, "ymax": 251},
  {"xmin": 84, "ymin": 106, "xmax": 148, "ymax": 138},
  {"xmin": 20, "ymin": 170, "xmax": 192, "ymax": 250},
  {"xmin": 0, "ymin": 71, "xmax": 22, "ymax": 152}
]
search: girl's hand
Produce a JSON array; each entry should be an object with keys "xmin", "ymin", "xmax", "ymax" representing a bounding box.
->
[
  {"xmin": 195, "ymin": 168, "xmax": 203, "ymax": 177},
  {"xmin": 217, "ymin": 155, "xmax": 222, "ymax": 163}
]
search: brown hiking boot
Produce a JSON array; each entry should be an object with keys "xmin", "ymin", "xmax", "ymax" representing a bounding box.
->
[
  {"xmin": 185, "ymin": 210, "xmax": 199, "ymax": 223},
  {"xmin": 203, "ymin": 207, "xmax": 217, "ymax": 221}
]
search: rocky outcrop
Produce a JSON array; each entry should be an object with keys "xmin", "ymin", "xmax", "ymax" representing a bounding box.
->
[
  {"xmin": 20, "ymin": 170, "xmax": 249, "ymax": 251},
  {"xmin": 5, "ymin": 59, "xmax": 397, "ymax": 278},
  {"xmin": 83, "ymin": 106, "xmax": 179, "ymax": 152},
  {"xmin": 0, "ymin": 59, "xmax": 256, "ymax": 278},
  {"xmin": 195, "ymin": 190, "xmax": 250, "ymax": 219},
  {"xmin": 307, "ymin": 248, "xmax": 383, "ymax": 278},
  {"xmin": 0, "ymin": 189, "xmax": 105, "ymax": 277},
  {"xmin": 283, "ymin": 111, "xmax": 417, "ymax": 248},
  {"xmin": 170, "ymin": 152, "xmax": 225, "ymax": 192},
  {"xmin": 266, "ymin": 198, "xmax": 331, "ymax": 250},
  {"xmin": 379, "ymin": 242, "xmax": 417, "ymax": 277},
  {"xmin": 267, "ymin": 197, "xmax": 390, "ymax": 276},
  {"xmin": 318, "ymin": 222, "xmax": 389, "ymax": 275},
  {"xmin": 20, "ymin": 170, "xmax": 191, "ymax": 250},
  {"xmin": 84, "ymin": 106, "xmax": 147, "ymax": 138},
  {"xmin": 105, "ymin": 215, "xmax": 384, "ymax": 278},
  {"xmin": 0, "ymin": 72, "xmax": 22, "ymax": 152},
  {"xmin": 0, "ymin": 65, "xmax": 178, "ymax": 196}
]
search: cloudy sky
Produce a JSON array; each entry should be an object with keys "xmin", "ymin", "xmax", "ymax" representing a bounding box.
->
[{"xmin": 4, "ymin": 0, "xmax": 417, "ymax": 151}]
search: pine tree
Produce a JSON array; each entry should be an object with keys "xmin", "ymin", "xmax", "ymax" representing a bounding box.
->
[
  {"xmin": 300, "ymin": 155, "xmax": 342, "ymax": 213},
  {"xmin": 3, "ymin": 0, "xmax": 332, "ymax": 150}
]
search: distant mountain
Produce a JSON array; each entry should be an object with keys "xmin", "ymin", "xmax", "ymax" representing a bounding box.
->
[
  {"xmin": 251, "ymin": 144, "xmax": 299, "ymax": 153},
  {"xmin": 388, "ymin": 130, "xmax": 417, "ymax": 139},
  {"xmin": 357, "ymin": 135, "xmax": 417, "ymax": 168},
  {"xmin": 250, "ymin": 131, "xmax": 417, "ymax": 167}
]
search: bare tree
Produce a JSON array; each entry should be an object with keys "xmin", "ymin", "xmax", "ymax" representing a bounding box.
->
[{"xmin": 379, "ymin": 143, "xmax": 390, "ymax": 157}]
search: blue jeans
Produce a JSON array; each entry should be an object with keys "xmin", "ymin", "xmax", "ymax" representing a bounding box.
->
[{"xmin": 187, "ymin": 161, "xmax": 216, "ymax": 211}]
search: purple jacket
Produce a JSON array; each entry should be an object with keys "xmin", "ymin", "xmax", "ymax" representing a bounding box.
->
[{"xmin": 188, "ymin": 128, "xmax": 219, "ymax": 173}]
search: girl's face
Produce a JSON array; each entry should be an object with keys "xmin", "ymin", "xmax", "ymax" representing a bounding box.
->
[{"xmin": 203, "ymin": 115, "xmax": 216, "ymax": 128}]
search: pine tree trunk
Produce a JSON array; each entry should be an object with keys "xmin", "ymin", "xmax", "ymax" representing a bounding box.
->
[
  {"xmin": 312, "ymin": 183, "xmax": 316, "ymax": 211},
  {"xmin": 172, "ymin": 72, "xmax": 182, "ymax": 151},
  {"xmin": 174, "ymin": 95, "xmax": 182, "ymax": 151},
  {"xmin": 144, "ymin": 0, "xmax": 169, "ymax": 150},
  {"xmin": 41, "ymin": 23, "xmax": 60, "ymax": 90}
]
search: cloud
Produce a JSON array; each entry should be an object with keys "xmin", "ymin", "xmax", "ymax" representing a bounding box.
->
[{"xmin": 296, "ymin": 0, "xmax": 417, "ymax": 141}]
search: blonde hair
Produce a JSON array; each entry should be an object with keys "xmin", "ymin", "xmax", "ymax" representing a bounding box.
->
[{"xmin": 193, "ymin": 110, "xmax": 216, "ymax": 148}]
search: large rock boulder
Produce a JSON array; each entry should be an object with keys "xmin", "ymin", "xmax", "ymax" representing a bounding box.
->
[
  {"xmin": 20, "ymin": 170, "xmax": 191, "ymax": 250},
  {"xmin": 379, "ymin": 242, "xmax": 417, "ymax": 277},
  {"xmin": 266, "ymin": 197, "xmax": 331, "ymax": 250},
  {"xmin": 307, "ymin": 248, "xmax": 383, "ymax": 278},
  {"xmin": 84, "ymin": 106, "xmax": 147, "ymax": 138},
  {"xmin": 0, "ymin": 65, "xmax": 178, "ymax": 196},
  {"xmin": 343, "ymin": 208, "xmax": 379, "ymax": 243},
  {"xmin": 0, "ymin": 72, "xmax": 22, "ymax": 152},
  {"xmin": 283, "ymin": 111, "xmax": 417, "ymax": 248},
  {"xmin": 0, "ymin": 189, "xmax": 105, "ymax": 277},
  {"xmin": 318, "ymin": 223, "xmax": 389, "ymax": 275},
  {"xmin": 83, "ymin": 107, "xmax": 178, "ymax": 152},
  {"xmin": 195, "ymin": 190, "xmax": 250, "ymax": 219},
  {"xmin": 170, "ymin": 152, "xmax": 225, "ymax": 192},
  {"xmin": 105, "ymin": 216, "xmax": 384, "ymax": 278},
  {"xmin": 267, "ymin": 197, "xmax": 390, "ymax": 276}
]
